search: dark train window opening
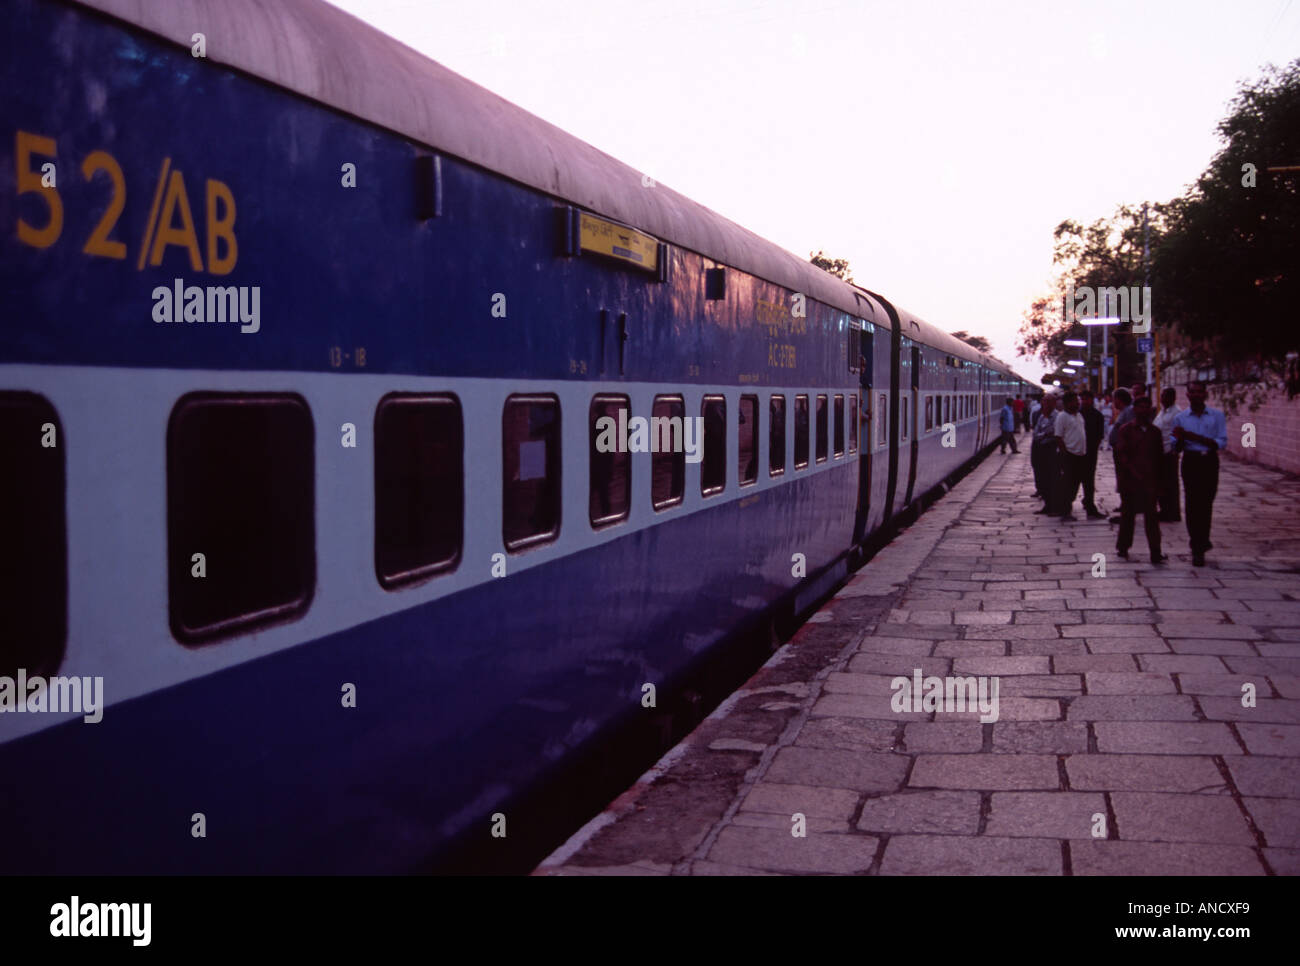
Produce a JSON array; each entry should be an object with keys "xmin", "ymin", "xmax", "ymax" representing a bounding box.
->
[
  {"xmin": 590, "ymin": 394, "xmax": 631, "ymax": 528},
  {"xmin": 1, "ymin": 392, "xmax": 66, "ymax": 675},
  {"xmin": 375, "ymin": 393, "xmax": 463, "ymax": 589},
  {"xmin": 794, "ymin": 394, "xmax": 809, "ymax": 468},
  {"xmin": 503, "ymin": 395, "xmax": 561, "ymax": 551},
  {"xmin": 848, "ymin": 394, "xmax": 858, "ymax": 452},
  {"xmin": 739, "ymin": 394, "xmax": 758, "ymax": 486},
  {"xmin": 167, "ymin": 392, "xmax": 315, "ymax": 644},
  {"xmin": 701, "ymin": 395, "xmax": 726, "ymax": 496},
  {"xmin": 770, "ymin": 395, "xmax": 787, "ymax": 475},
  {"xmin": 833, "ymin": 394, "xmax": 845, "ymax": 456},
  {"xmin": 815, "ymin": 394, "xmax": 828, "ymax": 463},
  {"xmin": 877, "ymin": 393, "xmax": 887, "ymax": 446},
  {"xmin": 651, "ymin": 395, "xmax": 685, "ymax": 510}
]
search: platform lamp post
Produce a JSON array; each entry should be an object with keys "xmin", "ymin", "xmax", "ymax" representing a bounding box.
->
[
  {"xmin": 1143, "ymin": 202, "xmax": 1152, "ymax": 393},
  {"xmin": 1081, "ymin": 317, "xmax": 1122, "ymax": 396},
  {"xmin": 1063, "ymin": 328, "xmax": 1089, "ymax": 393}
]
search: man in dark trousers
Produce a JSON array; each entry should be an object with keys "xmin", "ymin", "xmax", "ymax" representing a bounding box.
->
[
  {"xmin": 1053, "ymin": 391, "xmax": 1087, "ymax": 520},
  {"xmin": 1031, "ymin": 392, "xmax": 1059, "ymax": 512},
  {"xmin": 1152, "ymin": 386, "xmax": 1182, "ymax": 521},
  {"xmin": 1115, "ymin": 395, "xmax": 1167, "ymax": 564},
  {"xmin": 1170, "ymin": 381, "xmax": 1228, "ymax": 566},
  {"xmin": 1107, "ymin": 387, "xmax": 1134, "ymax": 522},
  {"xmin": 1079, "ymin": 389, "xmax": 1106, "ymax": 519},
  {"xmin": 999, "ymin": 397, "xmax": 1019, "ymax": 453}
]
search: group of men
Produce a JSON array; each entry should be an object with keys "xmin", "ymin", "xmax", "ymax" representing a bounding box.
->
[{"xmin": 1000, "ymin": 381, "xmax": 1227, "ymax": 567}]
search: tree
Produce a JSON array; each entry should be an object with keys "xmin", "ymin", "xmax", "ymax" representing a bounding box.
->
[
  {"xmin": 1018, "ymin": 58, "xmax": 1300, "ymax": 404},
  {"xmin": 1017, "ymin": 204, "xmax": 1165, "ymax": 382},
  {"xmin": 950, "ymin": 330, "xmax": 992, "ymax": 352},
  {"xmin": 809, "ymin": 250, "xmax": 855, "ymax": 284},
  {"xmin": 1155, "ymin": 59, "xmax": 1300, "ymax": 368}
]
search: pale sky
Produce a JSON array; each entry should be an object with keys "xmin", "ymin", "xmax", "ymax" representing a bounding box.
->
[{"xmin": 330, "ymin": 0, "xmax": 1298, "ymax": 384}]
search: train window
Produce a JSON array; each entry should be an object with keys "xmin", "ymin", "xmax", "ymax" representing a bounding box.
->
[
  {"xmin": 503, "ymin": 395, "xmax": 561, "ymax": 550},
  {"xmin": 701, "ymin": 395, "xmax": 726, "ymax": 496},
  {"xmin": 944, "ymin": 396, "xmax": 951, "ymax": 424},
  {"xmin": 794, "ymin": 395, "xmax": 809, "ymax": 468},
  {"xmin": 590, "ymin": 395, "xmax": 631, "ymax": 529},
  {"xmin": 769, "ymin": 395, "xmax": 786, "ymax": 475},
  {"xmin": 651, "ymin": 395, "xmax": 685, "ymax": 509},
  {"xmin": 901, "ymin": 398, "xmax": 909, "ymax": 441},
  {"xmin": 877, "ymin": 393, "xmax": 888, "ymax": 446},
  {"xmin": 375, "ymin": 393, "xmax": 463, "ymax": 589},
  {"xmin": 848, "ymin": 394, "xmax": 858, "ymax": 452},
  {"xmin": 848, "ymin": 326, "xmax": 860, "ymax": 373},
  {"xmin": 1, "ymin": 392, "xmax": 66, "ymax": 676},
  {"xmin": 739, "ymin": 394, "xmax": 758, "ymax": 486},
  {"xmin": 833, "ymin": 395, "xmax": 845, "ymax": 456},
  {"xmin": 815, "ymin": 395, "xmax": 828, "ymax": 463},
  {"xmin": 925, "ymin": 396, "xmax": 934, "ymax": 431},
  {"xmin": 167, "ymin": 393, "xmax": 314, "ymax": 643}
]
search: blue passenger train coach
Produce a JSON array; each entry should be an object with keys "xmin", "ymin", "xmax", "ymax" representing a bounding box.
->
[{"xmin": 0, "ymin": 0, "xmax": 1031, "ymax": 873}]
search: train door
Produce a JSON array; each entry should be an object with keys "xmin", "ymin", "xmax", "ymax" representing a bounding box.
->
[
  {"xmin": 851, "ymin": 321, "xmax": 873, "ymax": 545},
  {"xmin": 903, "ymin": 342, "xmax": 920, "ymax": 507}
]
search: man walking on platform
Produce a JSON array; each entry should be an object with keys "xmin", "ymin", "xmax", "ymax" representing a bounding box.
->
[
  {"xmin": 1053, "ymin": 391, "xmax": 1087, "ymax": 520},
  {"xmin": 1115, "ymin": 395, "xmax": 1166, "ymax": 564},
  {"xmin": 1013, "ymin": 394, "xmax": 1026, "ymax": 434},
  {"xmin": 1079, "ymin": 390, "xmax": 1106, "ymax": 518},
  {"xmin": 999, "ymin": 397, "xmax": 1019, "ymax": 454},
  {"xmin": 1170, "ymin": 382, "xmax": 1227, "ymax": 567},
  {"xmin": 1031, "ymin": 393, "xmax": 1059, "ymax": 512},
  {"xmin": 1107, "ymin": 388, "xmax": 1134, "ymax": 522},
  {"xmin": 1152, "ymin": 386, "xmax": 1182, "ymax": 522}
]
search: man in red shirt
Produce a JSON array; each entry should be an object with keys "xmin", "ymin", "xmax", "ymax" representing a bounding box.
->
[
  {"xmin": 1114, "ymin": 395, "xmax": 1167, "ymax": 564},
  {"xmin": 1012, "ymin": 395, "xmax": 1026, "ymax": 433}
]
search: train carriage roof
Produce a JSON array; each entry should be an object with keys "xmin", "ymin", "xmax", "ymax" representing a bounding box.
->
[
  {"xmin": 78, "ymin": 0, "xmax": 1033, "ymax": 385},
  {"xmin": 75, "ymin": 0, "xmax": 890, "ymax": 329}
]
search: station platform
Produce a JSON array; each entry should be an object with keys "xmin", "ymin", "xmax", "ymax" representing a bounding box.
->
[{"xmin": 537, "ymin": 440, "xmax": 1300, "ymax": 875}]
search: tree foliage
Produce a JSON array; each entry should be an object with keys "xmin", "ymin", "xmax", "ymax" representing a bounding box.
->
[
  {"xmin": 809, "ymin": 250, "xmax": 855, "ymax": 284},
  {"xmin": 1017, "ymin": 204, "xmax": 1166, "ymax": 382},
  {"xmin": 1155, "ymin": 60, "xmax": 1300, "ymax": 364},
  {"xmin": 1018, "ymin": 58, "xmax": 1299, "ymax": 388},
  {"xmin": 950, "ymin": 330, "xmax": 992, "ymax": 352}
]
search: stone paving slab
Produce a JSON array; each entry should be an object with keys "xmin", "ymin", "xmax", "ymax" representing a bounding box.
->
[{"xmin": 540, "ymin": 448, "xmax": 1300, "ymax": 876}]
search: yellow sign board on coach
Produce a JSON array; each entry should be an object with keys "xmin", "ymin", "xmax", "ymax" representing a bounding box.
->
[{"xmin": 578, "ymin": 212, "xmax": 659, "ymax": 273}]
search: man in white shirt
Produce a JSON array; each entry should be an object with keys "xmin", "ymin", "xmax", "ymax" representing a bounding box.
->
[
  {"xmin": 1053, "ymin": 391, "xmax": 1088, "ymax": 521},
  {"xmin": 1151, "ymin": 386, "xmax": 1182, "ymax": 522}
]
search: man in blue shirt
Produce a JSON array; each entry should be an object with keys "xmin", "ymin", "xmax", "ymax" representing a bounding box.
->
[
  {"xmin": 999, "ymin": 397, "xmax": 1019, "ymax": 454},
  {"xmin": 1169, "ymin": 381, "xmax": 1228, "ymax": 566}
]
